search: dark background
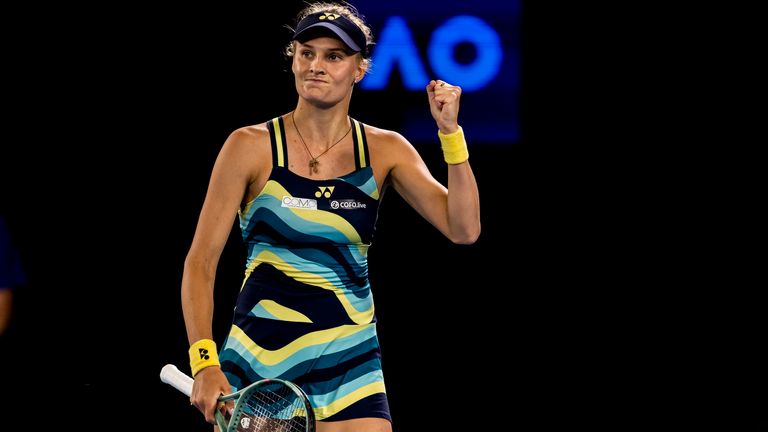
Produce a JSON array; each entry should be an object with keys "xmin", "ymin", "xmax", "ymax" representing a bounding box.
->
[{"xmin": 1, "ymin": 2, "xmax": 765, "ymax": 431}]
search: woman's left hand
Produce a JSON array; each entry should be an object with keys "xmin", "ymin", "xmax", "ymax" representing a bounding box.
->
[{"xmin": 426, "ymin": 79, "xmax": 462, "ymax": 134}]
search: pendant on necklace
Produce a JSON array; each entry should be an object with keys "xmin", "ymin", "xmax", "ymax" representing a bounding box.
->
[{"xmin": 309, "ymin": 158, "xmax": 319, "ymax": 173}]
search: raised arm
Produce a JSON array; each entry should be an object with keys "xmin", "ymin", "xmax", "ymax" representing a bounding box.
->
[{"xmin": 387, "ymin": 80, "xmax": 481, "ymax": 244}]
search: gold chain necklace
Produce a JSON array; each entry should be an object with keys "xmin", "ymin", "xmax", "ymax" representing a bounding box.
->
[{"xmin": 291, "ymin": 111, "xmax": 352, "ymax": 174}]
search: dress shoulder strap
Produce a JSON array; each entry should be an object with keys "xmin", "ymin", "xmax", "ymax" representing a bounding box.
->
[
  {"xmin": 266, "ymin": 116, "xmax": 289, "ymax": 168},
  {"xmin": 350, "ymin": 118, "xmax": 370, "ymax": 169}
]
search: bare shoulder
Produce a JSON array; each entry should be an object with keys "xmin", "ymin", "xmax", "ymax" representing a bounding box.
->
[
  {"xmin": 362, "ymin": 123, "xmax": 409, "ymax": 147},
  {"xmin": 223, "ymin": 123, "xmax": 270, "ymax": 154},
  {"xmin": 213, "ymin": 123, "xmax": 271, "ymax": 170},
  {"xmin": 362, "ymin": 123, "xmax": 418, "ymax": 165}
]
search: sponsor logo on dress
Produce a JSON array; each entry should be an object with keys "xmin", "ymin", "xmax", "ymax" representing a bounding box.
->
[
  {"xmin": 315, "ymin": 186, "xmax": 335, "ymax": 198},
  {"xmin": 281, "ymin": 196, "xmax": 317, "ymax": 210},
  {"xmin": 330, "ymin": 199, "xmax": 367, "ymax": 210}
]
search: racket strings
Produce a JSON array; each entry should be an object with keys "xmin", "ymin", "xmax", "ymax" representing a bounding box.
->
[{"xmin": 237, "ymin": 384, "xmax": 309, "ymax": 432}]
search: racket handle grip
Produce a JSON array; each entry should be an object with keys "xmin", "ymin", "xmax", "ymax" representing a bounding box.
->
[{"xmin": 160, "ymin": 364, "xmax": 194, "ymax": 397}]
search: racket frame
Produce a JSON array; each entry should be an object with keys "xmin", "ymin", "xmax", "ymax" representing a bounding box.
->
[{"xmin": 160, "ymin": 364, "xmax": 315, "ymax": 432}]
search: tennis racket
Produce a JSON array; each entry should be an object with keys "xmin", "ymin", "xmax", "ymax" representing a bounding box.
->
[{"xmin": 160, "ymin": 364, "xmax": 315, "ymax": 432}]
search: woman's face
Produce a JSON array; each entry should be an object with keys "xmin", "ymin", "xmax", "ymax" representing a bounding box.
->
[{"xmin": 292, "ymin": 37, "xmax": 364, "ymax": 108}]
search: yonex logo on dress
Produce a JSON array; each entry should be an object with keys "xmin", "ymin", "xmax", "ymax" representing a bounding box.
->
[
  {"xmin": 320, "ymin": 13, "xmax": 341, "ymax": 20},
  {"xmin": 315, "ymin": 186, "xmax": 335, "ymax": 198},
  {"xmin": 198, "ymin": 348, "xmax": 209, "ymax": 360},
  {"xmin": 282, "ymin": 196, "xmax": 318, "ymax": 210}
]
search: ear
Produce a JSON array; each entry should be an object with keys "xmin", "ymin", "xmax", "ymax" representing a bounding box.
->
[
  {"xmin": 352, "ymin": 71, "xmax": 364, "ymax": 86},
  {"xmin": 355, "ymin": 61, "xmax": 368, "ymax": 84}
]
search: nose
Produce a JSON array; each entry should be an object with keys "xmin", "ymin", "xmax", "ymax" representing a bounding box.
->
[{"xmin": 309, "ymin": 57, "xmax": 325, "ymax": 74}]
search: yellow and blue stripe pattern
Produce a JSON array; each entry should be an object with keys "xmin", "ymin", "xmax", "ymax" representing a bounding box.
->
[{"xmin": 219, "ymin": 116, "xmax": 390, "ymax": 421}]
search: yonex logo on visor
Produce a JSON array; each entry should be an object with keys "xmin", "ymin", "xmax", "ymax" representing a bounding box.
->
[{"xmin": 293, "ymin": 11, "xmax": 368, "ymax": 57}]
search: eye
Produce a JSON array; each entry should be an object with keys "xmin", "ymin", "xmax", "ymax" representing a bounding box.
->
[
  {"xmin": 328, "ymin": 53, "xmax": 342, "ymax": 61},
  {"xmin": 301, "ymin": 50, "xmax": 313, "ymax": 58}
]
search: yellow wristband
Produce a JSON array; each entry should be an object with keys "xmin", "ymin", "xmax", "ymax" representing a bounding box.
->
[
  {"xmin": 438, "ymin": 126, "xmax": 469, "ymax": 164},
  {"xmin": 188, "ymin": 338, "xmax": 220, "ymax": 377}
]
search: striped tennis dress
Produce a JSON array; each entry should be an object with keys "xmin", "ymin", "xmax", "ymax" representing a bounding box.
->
[{"xmin": 219, "ymin": 116, "xmax": 390, "ymax": 422}]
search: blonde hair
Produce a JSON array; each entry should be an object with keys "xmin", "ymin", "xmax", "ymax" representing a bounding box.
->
[{"xmin": 284, "ymin": 1, "xmax": 374, "ymax": 71}]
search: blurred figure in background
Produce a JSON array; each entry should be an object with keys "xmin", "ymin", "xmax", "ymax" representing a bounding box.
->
[{"xmin": 0, "ymin": 213, "xmax": 26, "ymax": 337}]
